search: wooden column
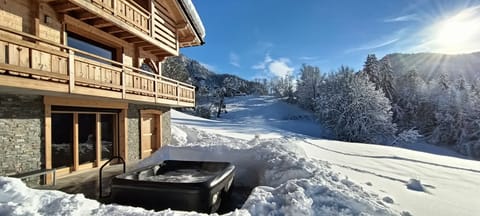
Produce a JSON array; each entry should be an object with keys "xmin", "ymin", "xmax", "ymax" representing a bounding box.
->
[
  {"xmin": 95, "ymin": 113, "xmax": 101, "ymax": 166},
  {"xmin": 73, "ymin": 113, "xmax": 79, "ymax": 171},
  {"xmin": 31, "ymin": 0, "xmax": 40, "ymax": 37},
  {"xmin": 44, "ymin": 103, "xmax": 53, "ymax": 184},
  {"xmin": 119, "ymin": 109, "xmax": 128, "ymax": 161}
]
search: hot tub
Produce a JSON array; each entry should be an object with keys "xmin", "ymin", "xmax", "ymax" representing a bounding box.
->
[{"xmin": 110, "ymin": 160, "xmax": 235, "ymax": 213}]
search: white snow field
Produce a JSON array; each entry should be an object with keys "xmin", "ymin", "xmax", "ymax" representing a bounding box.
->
[{"xmin": 1, "ymin": 95, "xmax": 480, "ymax": 216}]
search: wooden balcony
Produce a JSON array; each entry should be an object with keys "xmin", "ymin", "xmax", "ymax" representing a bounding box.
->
[
  {"xmin": 0, "ymin": 26, "xmax": 195, "ymax": 107},
  {"xmin": 49, "ymin": 0, "xmax": 201, "ymax": 58}
]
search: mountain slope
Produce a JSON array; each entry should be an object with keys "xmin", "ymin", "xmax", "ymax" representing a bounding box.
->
[{"xmin": 162, "ymin": 55, "xmax": 264, "ymax": 95}]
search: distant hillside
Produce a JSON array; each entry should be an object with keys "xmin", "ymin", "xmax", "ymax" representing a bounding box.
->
[
  {"xmin": 162, "ymin": 55, "xmax": 266, "ymax": 95},
  {"xmin": 385, "ymin": 52, "xmax": 480, "ymax": 82}
]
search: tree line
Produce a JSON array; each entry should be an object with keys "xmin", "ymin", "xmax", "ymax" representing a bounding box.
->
[{"xmin": 293, "ymin": 54, "xmax": 480, "ymax": 159}]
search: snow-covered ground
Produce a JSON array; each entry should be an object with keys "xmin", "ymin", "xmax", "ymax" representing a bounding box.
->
[{"xmin": 2, "ymin": 95, "xmax": 480, "ymax": 215}]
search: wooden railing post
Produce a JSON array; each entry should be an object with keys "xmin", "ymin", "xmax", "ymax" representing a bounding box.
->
[
  {"xmin": 176, "ymin": 81, "xmax": 180, "ymax": 103},
  {"xmin": 68, "ymin": 49, "xmax": 75, "ymax": 93},
  {"xmin": 112, "ymin": 0, "xmax": 117, "ymax": 16},
  {"xmin": 121, "ymin": 66, "xmax": 126, "ymax": 99},
  {"xmin": 154, "ymin": 75, "xmax": 158, "ymax": 103},
  {"xmin": 150, "ymin": 0, "xmax": 154, "ymax": 37},
  {"xmin": 193, "ymin": 87, "xmax": 196, "ymax": 105}
]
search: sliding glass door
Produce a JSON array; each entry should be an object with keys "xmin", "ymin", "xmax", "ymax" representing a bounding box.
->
[
  {"xmin": 52, "ymin": 113, "xmax": 74, "ymax": 169},
  {"xmin": 51, "ymin": 111, "xmax": 117, "ymax": 173}
]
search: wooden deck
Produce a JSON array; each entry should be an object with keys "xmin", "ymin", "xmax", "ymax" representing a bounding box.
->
[{"xmin": 0, "ymin": 26, "xmax": 195, "ymax": 107}]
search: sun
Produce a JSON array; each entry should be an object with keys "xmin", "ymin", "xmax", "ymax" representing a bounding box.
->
[{"xmin": 430, "ymin": 6, "xmax": 480, "ymax": 54}]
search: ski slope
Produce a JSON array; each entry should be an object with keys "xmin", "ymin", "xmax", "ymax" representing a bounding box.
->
[
  {"xmin": 169, "ymin": 96, "xmax": 480, "ymax": 216},
  {"xmin": 1, "ymin": 95, "xmax": 479, "ymax": 215}
]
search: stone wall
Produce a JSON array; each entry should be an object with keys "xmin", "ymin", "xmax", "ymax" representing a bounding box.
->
[
  {"xmin": 0, "ymin": 94, "xmax": 44, "ymax": 176},
  {"xmin": 127, "ymin": 104, "xmax": 171, "ymax": 161}
]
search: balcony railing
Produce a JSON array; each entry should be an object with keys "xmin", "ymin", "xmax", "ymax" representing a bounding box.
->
[
  {"xmin": 0, "ymin": 26, "xmax": 195, "ymax": 106},
  {"xmin": 69, "ymin": 0, "xmax": 179, "ymax": 54},
  {"xmin": 89, "ymin": 0, "xmax": 150, "ymax": 34}
]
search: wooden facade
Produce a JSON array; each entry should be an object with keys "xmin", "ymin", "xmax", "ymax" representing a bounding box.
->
[
  {"xmin": 0, "ymin": 0, "xmax": 204, "ymax": 180},
  {"xmin": 0, "ymin": 0, "xmax": 201, "ymax": 107}
]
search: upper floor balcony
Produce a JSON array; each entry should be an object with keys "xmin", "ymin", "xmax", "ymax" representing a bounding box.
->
[
  {"xmin": 0, "ymin": 25, "xmax": 195, "ymax": 107},
  {"xmin": 48, "ymin": 0, "xmax": 205, "ymax": 58}
]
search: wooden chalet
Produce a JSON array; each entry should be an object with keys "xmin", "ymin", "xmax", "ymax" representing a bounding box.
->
[{"xmin": 0, "ymin": 0, "xmax": 205, "ymax": 183}]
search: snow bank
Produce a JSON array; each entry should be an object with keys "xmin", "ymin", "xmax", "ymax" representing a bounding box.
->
[
  {"xmin": 0, "ymin": 176, "xmax": 249, "ymax": 216},
  {"xmin": 140, "ymin": 124, "xmax": 398, "ymax": 215},
  {"xmin": 0, "ymin": 122, "xmax": 395, "ymax": 216}
]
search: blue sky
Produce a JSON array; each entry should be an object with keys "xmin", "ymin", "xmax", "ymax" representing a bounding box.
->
[{"xmin": 181, "ymin": 0, "xmax": 480, "ymax": 80}]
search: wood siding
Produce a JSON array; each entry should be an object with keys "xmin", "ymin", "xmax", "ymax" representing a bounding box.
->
[{"xmin": 0, "ymin": 25, "xmax": 195, "ymax": 107}]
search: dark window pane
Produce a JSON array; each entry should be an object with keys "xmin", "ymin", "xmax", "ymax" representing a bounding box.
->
[
  {"xmin": 67, "ymin": 32, "xmax": 115, "ymax": 65},
  {"xmin": 79, "ymin": 114, "xmax": 96, "ymax": 164},
  {"xmin": 52, "ymin": 113, "xmax": 73, "ymax": 168},
  {"xmin": 101, "ymin": 114, "xmax": 115, "ymax": 160}
]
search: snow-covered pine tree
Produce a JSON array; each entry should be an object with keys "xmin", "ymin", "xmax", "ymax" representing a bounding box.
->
[
  {"xmin": 378, "ymin": 57, "xmax": 396, "ymax": 101},
  {"xmin": 362, "ymin": 54, "xmax": 380, "ymax": 89},
  {"xmin": 162, "ymin": 56, "xmax": 190, "ymax": 83},
  {"xmin": 315, "ymin": 66, "xmax": 397, "ymax": 144},
  {"xmin": 393, "ymin": 69, "xmax": 430, "ymax": 129},
  {"xmin": 296, "ymin": 64, "xmax": 322, "ymax": 111}
]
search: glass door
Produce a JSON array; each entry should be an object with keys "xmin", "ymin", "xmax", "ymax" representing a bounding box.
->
[
  {"xmin": 51, "ymin": 113, "xmax": 74, "ymax": 169},
  {"xmin": 78, "ymin": 114, "xmax": 97, "ymax": 165},
  {"xmin": 51, "ymin": 111, "xmax": 118, "ymax": 174},
  {"xmin": 100, "ymin": 114, "xmax": 116, "ymax": 160}
]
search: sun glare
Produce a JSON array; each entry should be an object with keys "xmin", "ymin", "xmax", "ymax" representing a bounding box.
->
[{"xmin": 430, "ymin": 6, "xmax": 480, "ymax": 54}]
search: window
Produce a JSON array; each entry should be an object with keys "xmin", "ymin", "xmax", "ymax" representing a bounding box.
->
[
  {"xmin": 67, "ymin": 32, "xmax": 116, "ymax": 64},
  {"xmin": 50, "ymin": 109, "xmax": 118, "ymax": 173}
]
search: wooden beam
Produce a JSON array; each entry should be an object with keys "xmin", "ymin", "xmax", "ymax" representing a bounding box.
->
[
  {"xmin": 76, "ymin": 11, "xmax": 97, "ymax": 21},
  {"xmin": 175, "ymin": 21, "xmax": 188, "ymax": 30},
  {"xmin": 179, "ymin": 35, "xmax": 195, "ymax": 42},
  {"xmin": 151, "ymin": 50, "xmax": 169, "ymax": 55},
  {"xmin": 114, "ymin": 32, "xmax": 135, "ymax": 38},
  {"xmin": 156, "ymin": 55, "xmax": 167, "ymax": 62},
  {"xmin": 102, "ymin": 26, "xmax": 125, "ymax": 34},
  {"xmin": 53, "ymin": 2, "xmax": 81, "ymax": 13},
  {"xmin": 120, "ymin": 35, "xmax": 137, "ymax": 40},
  {"xmin": 44, "ymin": 96, "xmax": 128, "ymax": 109},
  {"xmin": 126, "ymin": 37, "xmax": 144, "ymax": 43},
  {"xmin": 135, "ymin": 42, "xmax": 152, "ymax": 47},
  {"xmin": 142, "ymin": 46, "xmax": 159, "ymax": 51},
  {"xmin": 64, "ymin": 15, "xmax": 125, "ymax": 47},
  {"xmin": 91, "ymin": 19, "xmax": 114, "ymax": 28}
]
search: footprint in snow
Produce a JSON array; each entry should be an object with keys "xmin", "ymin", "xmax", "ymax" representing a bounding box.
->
[
  {"xmin": 382, "ymin": 196, "xmax": 394, "ymax": 204},
  {"xmin": 406, "ymin": 178, "xmax": 425, "ymax": 192}
]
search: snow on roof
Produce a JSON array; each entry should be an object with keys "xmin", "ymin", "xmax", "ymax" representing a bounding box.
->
[{"xmin": 178, "ymin": 0, "xmax": 206, "ymax": 42}]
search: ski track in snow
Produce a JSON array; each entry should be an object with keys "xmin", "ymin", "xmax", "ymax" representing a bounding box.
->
[{"xmin": 302, "ymin": 139, "xmax": 480, "ymax": 174}]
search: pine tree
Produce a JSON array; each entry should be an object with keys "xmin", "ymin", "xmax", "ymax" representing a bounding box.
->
[
  {"xmin": 296, "ymin": 64, "xmax": 322, "ymax": 110},
  {"xmin": 162, "ymin": 56, "xmax": 190, "ymax": 83},
  {"xmin": 378, "ymin": 57, "xmax": 396, "ymax": 101},
  {"xmin": 362, "ymin": 54, "xmax": 380, "ymax": 89}
]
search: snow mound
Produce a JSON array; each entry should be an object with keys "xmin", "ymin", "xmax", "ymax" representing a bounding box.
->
[
  {"xmin": 140, "ymin": 125, "xmax": 398, "ymax": 215},
  {"xmin": 0, "ymin": 177, "xmax": 252, "ymax": 216}
]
